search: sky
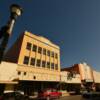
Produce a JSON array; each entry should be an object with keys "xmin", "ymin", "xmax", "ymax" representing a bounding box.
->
[{"xmin": 0, "ymin": 0, "xmax": 100, "ymax": 71}]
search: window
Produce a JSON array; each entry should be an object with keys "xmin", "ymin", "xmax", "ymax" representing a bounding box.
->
[
  {"xmin": 42, "ymin": 61, "xmax": 46, "ymax": 67},
  {"xmin": 33, "ymin": 76, "xmax": 36, "ymax": 79},
  {"xmin": 43, "ymin": 48, "xmax": 46, "ymax": 55},
  {"xmin": 36, "ymin": 59, "xmax": 41, "ymax": 67},
  {"xmin": 18, "ymin": 71, "xmax": 21, "ymax": 75},
  {"xmin": 23, "ymin": 56, "xmax": 29, "ymax": 65},
  {"xmin": 51, "ymin": 63, "xmax": 54, "ymax": 69},
  {"xmin": 38, "ymin": 47, "xmax": 42, "ymax": 54},
  {"xmin": 32, "ymin": 44, "xmax": 37, "ymax": 52},
  {"xmin": 26, "ymin": 42, "xmax": 32, "ymax": 50},
  {"xmin": 47, "ymin": 50, "xmax": 50, "ymax": 56},
  {"xmin": 47, "ymin": 62, "xmax": 50, "ymax": 68},
  {"xmin": 24, "ymin": 72, "xmax": 26, "ymax": 75},
  {"xmin": 55, "ymin": 64, "xmax": 58, "ymax": 70},
  {"xmin": 30, "ymin": 58, "xmax": 35, "ymax": 66},
  {"xmin": 55, "ymin": 53, "xmax": 58, "ymax": 59},
  {"xmin": 51, "ymin": 51, "xmax": 54, "ymax": 57}
]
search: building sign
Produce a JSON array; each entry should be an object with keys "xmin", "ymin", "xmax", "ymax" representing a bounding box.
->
[{"xmin": 85, "ymin": 79, "xmax": 93, "ymax": 82}]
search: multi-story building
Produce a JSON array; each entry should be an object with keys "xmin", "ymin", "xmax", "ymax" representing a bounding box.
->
[{"xmin": 0, "ymin": 31, "xmax": 61, "ymax": 95}]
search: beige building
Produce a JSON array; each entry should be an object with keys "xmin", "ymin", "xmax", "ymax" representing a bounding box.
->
[
  {"xmin": 60, "ymin": 71, "xmax": 81, "ymax": 84},
  {"xmin": 62, "ymin": 63, "xmax": 94, "ymax": 82},
  {"xmin": 0, "ymin": 31, "xmax": 61, "ymax": 94},
  {"xmin": 78, "ymin": 62, "xmax": 94, "ymax": 82},
  {"xmin": 61, "ymin": 62, "xmax": 100, "ymax": 92},
  {"xmin": 4, "ymin": 31, "xmax": 60, "ymax": 82}
]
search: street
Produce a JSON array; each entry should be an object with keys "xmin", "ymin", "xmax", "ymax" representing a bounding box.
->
[
  {"xmin": 32, "ymin": 95, "xmax": 88, "ymax": 100},
  {"xmin": 55, "ymin": 95, "xmax": 83, "ymax": 100},
  {"xmin": 55, "ymin": 95, "xmax": 100, "ymax": 100}
]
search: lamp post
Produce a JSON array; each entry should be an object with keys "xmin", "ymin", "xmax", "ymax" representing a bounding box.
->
[{"xmin": 0, "ymin": 4, "xmax": 23, "ymax": 63}]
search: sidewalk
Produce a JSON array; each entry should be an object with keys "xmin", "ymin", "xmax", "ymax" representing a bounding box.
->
[{"xmin": 60, "ymin": 90, "xmax": 70, "ymax": 97}]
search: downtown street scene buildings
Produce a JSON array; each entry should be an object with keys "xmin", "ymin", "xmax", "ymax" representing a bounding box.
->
[{"xmin": 0, "ymin": 31, "xmax": 100, "ymax": 96}]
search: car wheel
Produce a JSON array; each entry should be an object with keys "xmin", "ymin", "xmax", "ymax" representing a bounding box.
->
[{"xmin": 46, "ymin": 96, "xmax": 50, "ymax": 100}]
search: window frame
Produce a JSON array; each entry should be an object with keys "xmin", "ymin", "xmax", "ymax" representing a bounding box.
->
[
  {"xmin": 51, "ymin": 51, "xmax": 54, "ymax": 57},
  {"xmin": 30, "ymin": 57, "xmax": 35, "ymax": 66},
  {"xmin": 42, "ymin": 60, "xmax": 46, "ymax": 67},
  {"xmin": 26, "ymin": 42, "xmax": 32, "ymax": 50},
  {"xmin": 47, "ymin": 50, "xmax": 50, "ymax": 56},
  {"xmin": 47, "ymin": 62, "xmax": 50, "ymax": 68},
  {"xmin": 43, "ymin": 48, "xmax": 46, "ymax": 55},
  {"xmin": 23, "ymin": 56, "xmax": 29, "ymax": 65},
  {"xmin": 36, "ymin": 59, "xmax": 41, "ymax": 67},
  {"xmin": 55, "ymin": 53, "xmax": 58, "ymax": 59},
  {"xmin": 38, "ymin": 47, "xmax": 42, "ymax": 54},
  {"xmin": 32, "ymin": 44, "xmax": 37, "ymax": 52},
  {"xmin": 55, "ymin": 64, "xmax": 58, "ymax": 70},
  {"xmin": 51, "ymin": 63, "xmax": 54, "ymax": 69}
]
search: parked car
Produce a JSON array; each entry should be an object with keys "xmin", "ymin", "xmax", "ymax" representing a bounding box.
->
[
  {"xmin": 37, "ymin": 88, "xmax": 62, "ymax": 100},
  {"xmin": 0, "ymin": 91, "xmax": 29, "ymax": 100},
  {"xmin": 82, "ymin": 91, "xmax": 100, "ymax": 99}
]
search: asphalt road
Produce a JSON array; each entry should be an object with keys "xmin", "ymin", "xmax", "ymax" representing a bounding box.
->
[
  {"xmin": 55, "ymin": 95, "xmax": 82, "ymax": 100},
  {"xmin": 55, "ymin": 95, "xmax": 100, "ymax": 100},
  {"xmin": 32, "ymin": 95, "xmax": 100, "ymax": 100},
  {"xmin": 32, "ymin": 95, "xmax": 84, "ymax": 100}
]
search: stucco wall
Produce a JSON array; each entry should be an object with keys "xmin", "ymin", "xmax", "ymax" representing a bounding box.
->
[
  {"xmin": 0, "ymin": 61, "xmax": 60, "ymax": 82},
  {"xmin": 79, "ymin": 63, "xmax": 93, "ymax": 82},
  {"xmin": 60, "ymin": 71, "xmax": 81, "ymax": 83},
  {"xmin": 93, "ymin": 70, "xmax": 100, "ymax": 83},
  {"xmin": 0, "ymin": 62, "xmax": 18, "ymax": 81}
]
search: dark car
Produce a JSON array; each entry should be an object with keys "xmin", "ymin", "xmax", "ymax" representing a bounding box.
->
[
  {"xmin": 82, "ymin": 91, "xmax": 100, "ymax": 99},
  {"xmin": 0, "ymin": 91, "xmax": 29, "ymax": 100},
  {"xmin": 37, "ymin": 88, "xmax": 62, "ymax": 100}
]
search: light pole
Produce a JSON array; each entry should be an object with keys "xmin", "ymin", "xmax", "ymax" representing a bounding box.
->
[{"xmin": 0, "ymin": 4, "xmax": 23, "ymax": 63}]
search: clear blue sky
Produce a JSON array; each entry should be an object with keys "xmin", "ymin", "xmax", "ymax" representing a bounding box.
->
[{"xmin": 0, "ymin": 0, "xmax": 100, "ymax": 71}]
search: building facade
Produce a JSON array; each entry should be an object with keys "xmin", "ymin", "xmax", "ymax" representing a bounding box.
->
[
  {"xmin": 61, "ymin": 62, "xmax": 100, "ymax": 92},
  {"xmin": 1, "ymin": 31, "xmax": 100, "ymax": 95},
  {"xmin": 0, "ymin": 31, "xmax": 61, "ymax": 95}
]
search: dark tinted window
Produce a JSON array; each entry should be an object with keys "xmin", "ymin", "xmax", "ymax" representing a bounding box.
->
[
  {"xmin": 30, "ymin": 58, "xmax": 35, "ymax": 66},
  {"xmin": 18, "ymin": 71, "xmax": 21, "ymax": 75},
  {"xmin": 47, "ymin": 50, "xmax": 50, "ymax": 56},
  {"xmin": 51, "ymin": 63, "xmax": 54, "ymax": 69},
  {"xmin": 26, "ymin": 42, "xmax": 32, "ymax": 50},
  {"xmin": 43, "ymin": 48, "xmax": 46, "ymax": 55},
  {"xmin": 55, "ymin": 64, "xmax": 58, "ymax": 70},
  {"xmin": 23, "ymin": 56, "xmax": 29, "ymax": 65},
  {"xmin": 32, "ymin": 45, "xmax": 37, "ymax": 52},
  {"xmin": 47, "ymin": 62, "xmax": 50, "ymax": 68},
  {"xmin": 24, "ymin": 72, "xmax": 26, "ymax": 75},
  {"xmin": 38, "ymin": 47, "xmax": 42, "ymax": 54},
  {"xmin": 51, "ymin": 52, "xmax": 54, "ymax": 57},
  {"xmin": 42, "ymin": 61, "xmax": 46, "ymax": 67},
  {"xmin": 55, "ymin": 53, "xmax": 58, "ymax": 58},
  {"xmin": 36, "ymin": 59, "xmax": 41, "ymax": 67}
]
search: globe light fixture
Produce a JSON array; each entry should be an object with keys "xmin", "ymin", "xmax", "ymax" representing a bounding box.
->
[{"xmin": 10, "ymin": 4, "xmax": 23, "ymax": 19}]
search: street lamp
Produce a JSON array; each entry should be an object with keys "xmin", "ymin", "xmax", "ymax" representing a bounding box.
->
[{"xmin": 0, "ymin": 4, "xmax": 23, "ymax": 63}]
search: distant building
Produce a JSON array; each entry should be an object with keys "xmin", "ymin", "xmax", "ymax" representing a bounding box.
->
[
  {"xmin": 62, "ymin": 62, "xmax": 94, "ymax": 81},
  {"xmin": 0, "ymin": 31, "xmax": 61, "ymax": 95},
  {"xmin": 93, "ymin": 70, "xmax": 100, "ymax": 91},
  {"xmin": 61, "ymin": 62, "xmax": 96, "ymax": 91}
]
